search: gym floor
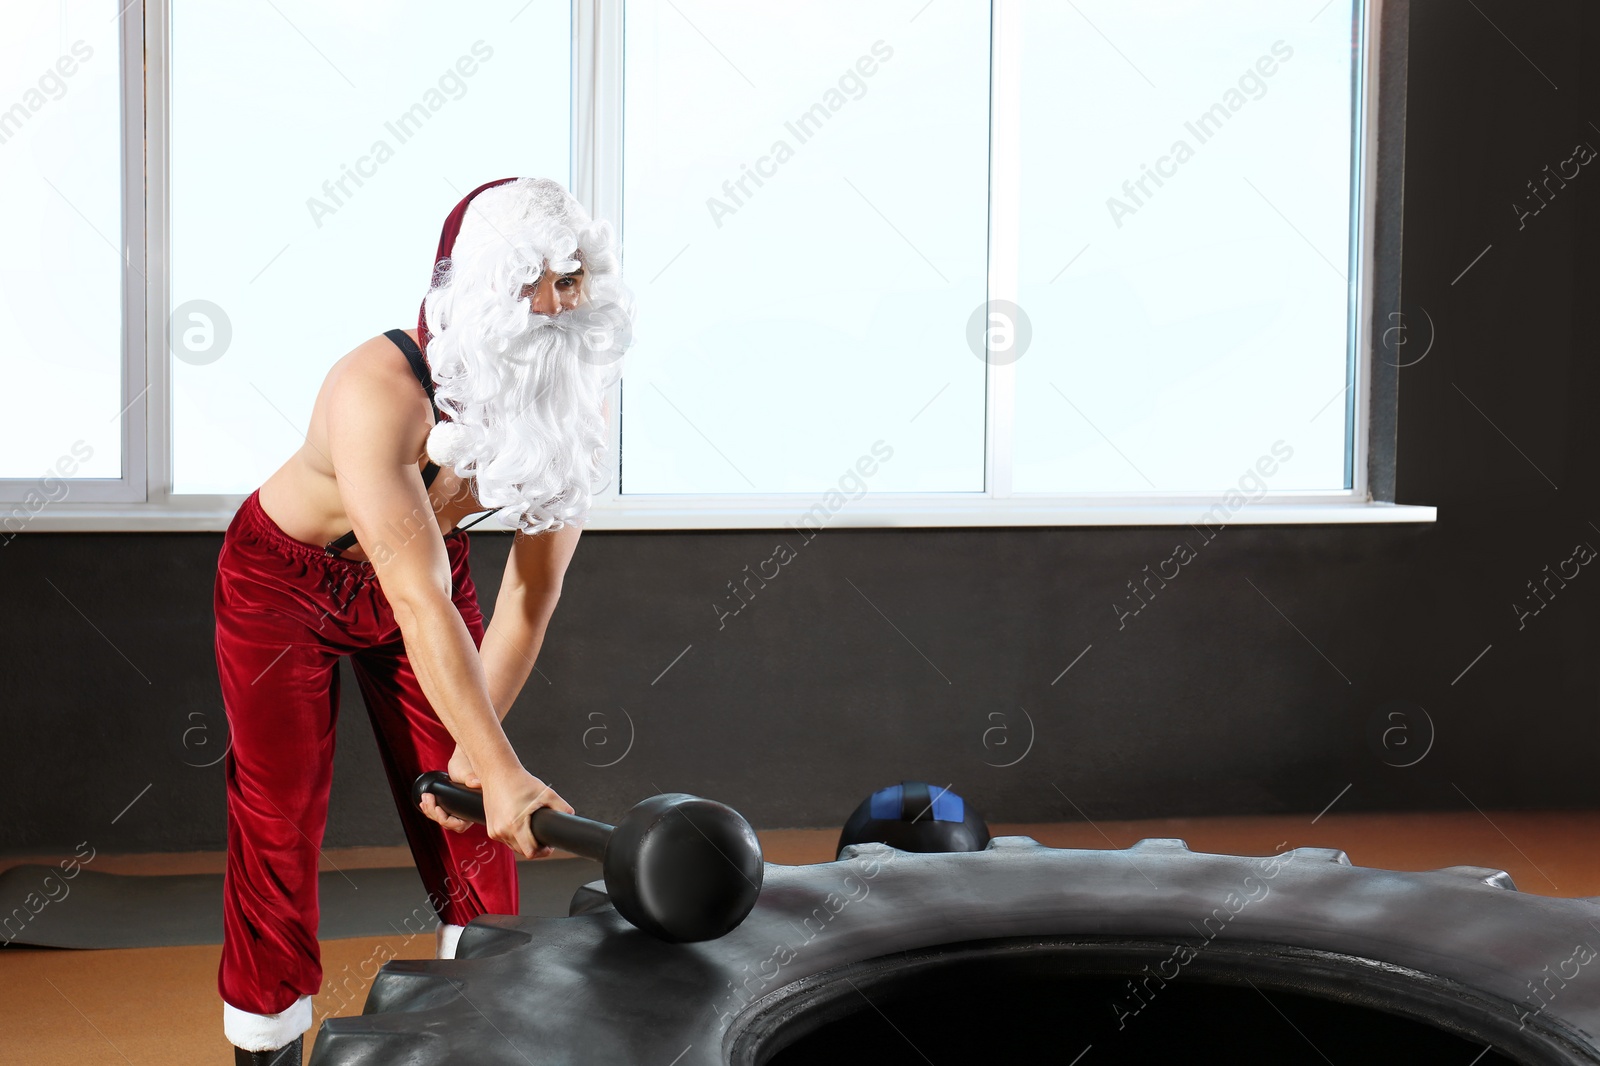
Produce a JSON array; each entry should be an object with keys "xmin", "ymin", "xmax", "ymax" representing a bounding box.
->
[{"xmin": 6, "ymin": 809, "xmax": 1596, "ymax": 1065}]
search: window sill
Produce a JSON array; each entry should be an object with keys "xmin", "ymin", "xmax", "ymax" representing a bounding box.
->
[
  {"xmin": 579, "ymin": 497, "xmax": 1436, "ymax": 530},
  {"xmin": 11, "ymin": 495, "xmax": 1435, "ymax": 534}
]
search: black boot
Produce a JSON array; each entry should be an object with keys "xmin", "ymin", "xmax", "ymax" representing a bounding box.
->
[{"xmin": 234, "ymin": 1035, "xmax": 302, "ymax": 1065}]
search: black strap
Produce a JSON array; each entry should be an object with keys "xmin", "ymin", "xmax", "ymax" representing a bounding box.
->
[
  {"xmin": 385, "ymin": 328, "xmax": 440, "ymax": 415},
  {"xmin": 455, "ymin": 509, "xmax": 501, "ymax": 532},
  {"xmin": 324, "ymin": 331, "xmax": 492, "ymax": 558},
  {"xmin": 385, "ymin": 327, "xmax": 444, "ymax": 483}
]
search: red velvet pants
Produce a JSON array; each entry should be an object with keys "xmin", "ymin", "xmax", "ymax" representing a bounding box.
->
[{"xmin": 212, "ymin": 488, "xmax": 518, "ymax": 1017}]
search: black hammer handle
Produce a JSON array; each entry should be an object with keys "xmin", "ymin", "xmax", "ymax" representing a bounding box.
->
[{"xmin": 412, "ymin": 771, "xmax": 612, "ymax": 860}]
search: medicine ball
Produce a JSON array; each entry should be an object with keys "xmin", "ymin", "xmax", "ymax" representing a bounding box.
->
[{"xmin": 836, "ymin": 781, "xmax": 990, "ymax": 857}]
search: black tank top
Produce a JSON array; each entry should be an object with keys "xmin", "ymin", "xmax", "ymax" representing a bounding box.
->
[{"xmin": 322, "ymin": 329, "xmax": 500, "ymax": 558}]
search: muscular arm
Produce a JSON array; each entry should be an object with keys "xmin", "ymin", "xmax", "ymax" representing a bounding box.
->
[
  {"xmin": 325, "ymin": 354, "xmax": 570, "ymax": 856},
  {"xmin": 481, "ymin": 522, "xmax": 583, "ymax": 717}
]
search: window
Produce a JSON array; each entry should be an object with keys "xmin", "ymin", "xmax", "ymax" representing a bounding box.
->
[
  {"xmin": 169, "ymin": 0, "xmax": 569, "ymax": 494},
  {"xmin": 0, "ymin": 2, "xmax": 128, "ymax": 498},
  {"xmin": 621, "ymin": 0, "xmax": 989, "ymax": 495},
  {"xmin": 11, "ymin": 0, "xmax": 1430, "ymax": 533},
  {"xmin": 1011, "ymin": 0, "xmax": 1357, "ymax": 495}
]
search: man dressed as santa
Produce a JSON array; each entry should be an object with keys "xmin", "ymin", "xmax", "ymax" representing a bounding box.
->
[{"xmin": 212, "ymin": 177, "xmax": 633, "ymax": 1064}]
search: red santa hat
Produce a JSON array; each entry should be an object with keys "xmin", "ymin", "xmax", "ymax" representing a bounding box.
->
[{"xmin": 417, "ymin": 176, "xmax": 520, "ymax": 364}]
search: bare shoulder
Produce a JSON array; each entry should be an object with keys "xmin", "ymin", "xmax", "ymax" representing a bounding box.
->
[
  {"xmin": 320, "ymin": 330, "xmax": 435, "ymax": 468},
  {"xmin": 326, "ymin": 331, "xmax": 429, "ymax": 418}
]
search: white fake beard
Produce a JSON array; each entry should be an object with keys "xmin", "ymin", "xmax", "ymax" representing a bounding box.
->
[{"xmin": 425, "ymin": 306, "xmax": 623, "ymax": 534}]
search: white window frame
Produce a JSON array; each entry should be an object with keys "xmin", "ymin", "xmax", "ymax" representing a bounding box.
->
[{"xmin": 18, "ymin": 0, "xmax": 1431, "ymax": 534}]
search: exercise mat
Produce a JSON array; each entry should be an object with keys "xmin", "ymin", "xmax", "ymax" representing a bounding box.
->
[{"xmin": 0, "ymin": 857, "xmax": 602, "ymax": 950}]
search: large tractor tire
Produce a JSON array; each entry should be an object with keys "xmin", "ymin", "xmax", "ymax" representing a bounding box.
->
[{"xmin": 309, "ymin": 836, "xmax": 1600, "ymax": 1064}]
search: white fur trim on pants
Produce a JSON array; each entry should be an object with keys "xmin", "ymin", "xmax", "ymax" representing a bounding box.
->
[
  {"xmin": 224, "ymin": 995, "xmax": 312, "ymax": 1052},
  {"xmin": 436, "ymin": 922, "xmax": 465, "ymax": 960}
]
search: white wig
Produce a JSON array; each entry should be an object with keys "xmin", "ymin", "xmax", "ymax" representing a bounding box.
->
[{"xmin": 421, "ymin": 177, "xmax": 634, "ymax": 534}]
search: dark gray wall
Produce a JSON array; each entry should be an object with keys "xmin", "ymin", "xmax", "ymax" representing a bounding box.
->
[{"xmin": 4, "ymin": 0, "xmax": 1596, "ymax": 855}]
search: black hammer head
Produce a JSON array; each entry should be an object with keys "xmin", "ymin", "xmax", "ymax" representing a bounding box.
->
[{"xmin": 606, "ymin": 793, "xmax": 764, "ymax": 943}]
